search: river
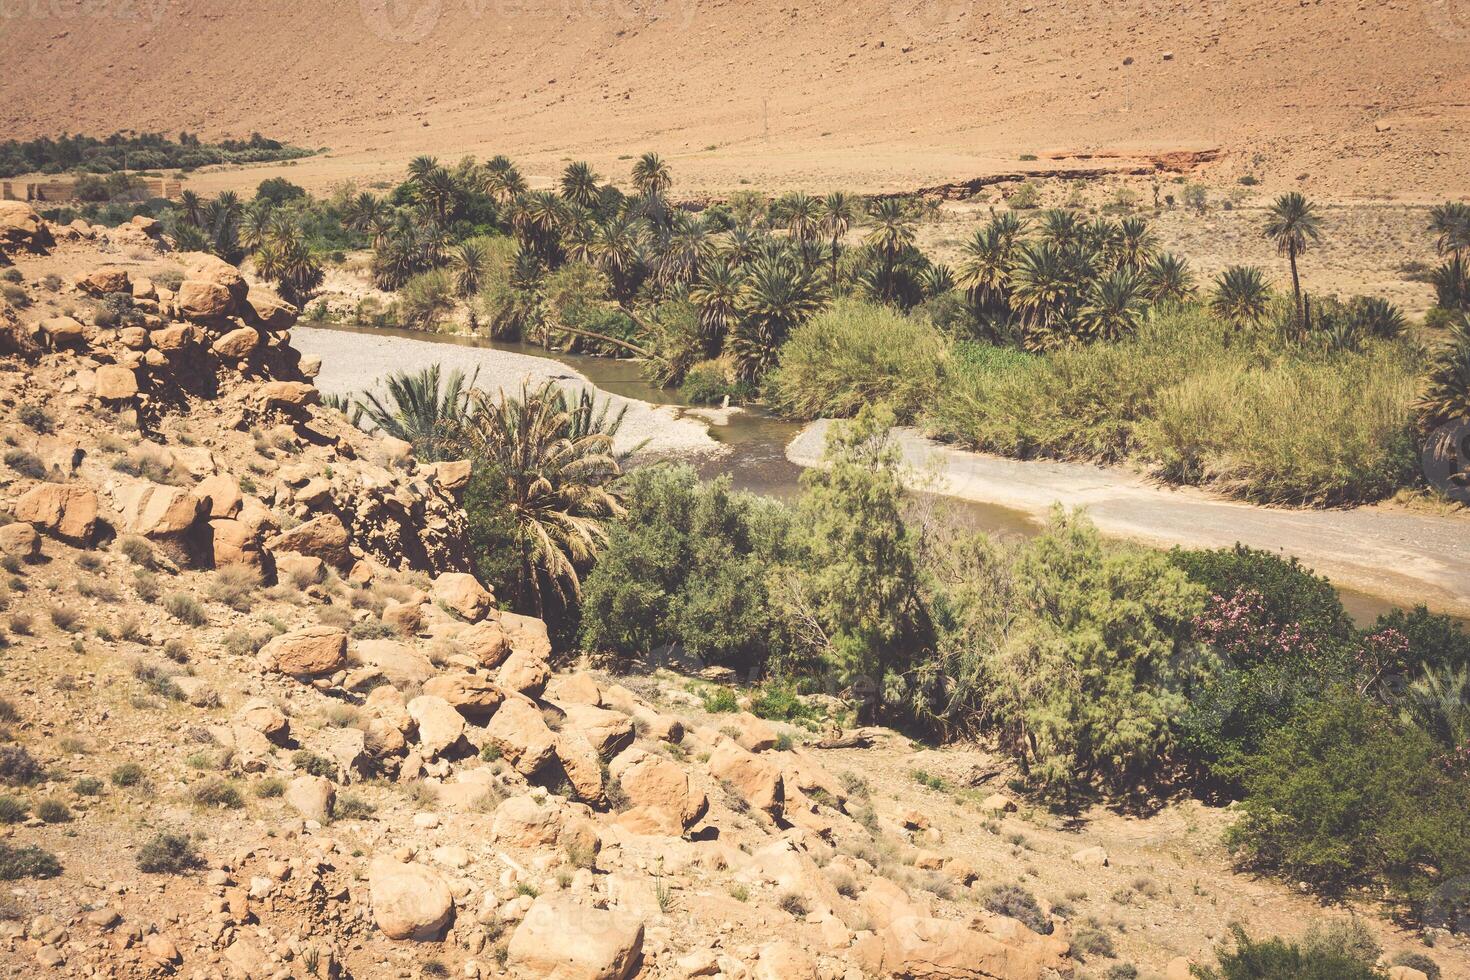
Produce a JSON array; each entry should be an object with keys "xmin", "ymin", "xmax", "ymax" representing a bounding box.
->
[{"xmin": 294, "ymin": 323, "xmax": 1467, "ymax": 626}]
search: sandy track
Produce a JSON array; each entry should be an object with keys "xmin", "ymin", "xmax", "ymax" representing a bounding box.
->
[
  {"xmin": 789, "ymin": 421, "xmax": 1470, "ymax": 617},
  {"xmin": 293, "ymin": 326, "xmax": 721, "ymax": 460}
]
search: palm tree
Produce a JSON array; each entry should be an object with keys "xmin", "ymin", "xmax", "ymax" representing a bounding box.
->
[
  {"xmin": 653, "ymin": 212, "xmax": 711, "ymax": 289},
  {"xmin": 486, "ymin": 163, "xmax": 527, "ymax": 206},
  {"xmin": 1429, "ymin": 202, "xmax": 1470, "ymax": 263},
  {"xmin": 460, "ymin": 381, "xmax": 627, "ymax": 616},
  {"xmin": 177, "ymin": 190, "xmax": 204, "ymax": 229},
  {"xmin": 356, "ymin": 365, "xmax": 477, "ymax": 462},
  {"xmin": 416, "ymin": 165, "xmax": 459, "ymax": 228},
  {"xmin": 688, "ymin": 261, "xmax": 743, "ymax": 354},
  {"xmin": 591, "ymin": 211, "xmax": 646, "ymax": 300},
  {"xmin": 344, "ymin": 192, "xmax": 388, "ymax": 243},
  {"xmin": 1415, "ymin": 315, "xmax": 1470, "ymax": 429},
  {"xmin": 560, "ymin": 162, "xmax": 600, "ymax": 208},
  {"xmin": 253, "ymin": 218, "xmax": 323, "ymax": 306},
  {"xmin": 1038, "ymin": 208, "xmax": 1083, "ymax": 251},
  {"xmin": 406, "ymin": 155, "xmax": 441, "ymax": 185},
  {"xmin": 631, "ymin": 152, "xmax": 672, "ymax": 199},
  {"xmin": 919, "ymin": 263, "xmax": 954, "ymax": 299},
  {"xmin": 728, "ymin": 254, "xmax": 827, "ymax": 379},
  {"xmin": 451, "ymin": 240, "xmax": 488, "ymax": 298},
  {"xmin": 782, "ymin": 192, "xmax": 821, "ymax": 264},
  {"xmin": 1079, "ymin": 270, "xmax": 1146, "ymax": 342},
  {"xmin": 1398, "ymin": 664, "xmax": 1470, "ymax": 750},
  {"xmin": 1009, "ymin": 242, "xmax": 1076, "ymax": 347},
  {"xmin": 1263, "ymin": 191, "xmax": 1322, "ymax": 327},
  {"xmin": 1210, "ymin": 265, "xmax": 1272, "ymax": 328},
  {"xmin": 817, "ymin": 192, "xmax": 858, "ymax": 293},
  {"xmin": 239, "ymin": 202, "xmax": 274, "ymax": 253},
  {"xmin": 1142, "ymin": 252, "xmax": 1195, "ymax": 307},
  {"xmin": 1110, "ymin": 216, "xmax": 1157, "ymax": 273},
  {"xmin": 957, "ymin": 220, "xmax": 1018, "ymax": 311}
]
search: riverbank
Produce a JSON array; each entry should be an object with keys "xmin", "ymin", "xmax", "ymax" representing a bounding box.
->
[
  {"xmin": 789, "ymin": 421, "xmax": 1470, "ymax": 618},
  {"xmin": 294, "ymin": 325, "xmax": 723, "ymax": 461}
]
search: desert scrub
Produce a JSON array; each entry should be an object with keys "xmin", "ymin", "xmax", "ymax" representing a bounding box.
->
[
  {"xmin": 0, "ymin": 842, "xmax": 61, "ymax": 880},
  {"xmin": 767, "ymin": 298, "xmax": 948, "ymax": 422},
  {"xmin": 163, "ymin": 592, "xmax": 207, "ymax": 625},
  {"xmin": 34, "ymin": 798, "xmax": 70, "ymax": 823},
  {"xmin": 980, "ymin": 883, "xmax": 1051, "ymax": 935},
  {"xmin": 205, "ymin": 566, "xmax": 259, "ymax": 611},
  {"xmin": 0, "ymin": 745, "xmax": 45, "ymax": 786},
  {"xmin": 0, "ymin": 795, "xmax": 27, "ymax": 824},
  {"xmin": 190, "ymin": 779, "xmax": 244, "ymax": 809},
  {"xmin": 135, "ymin": 833, "xmax": 203, "ymax": 874},
  {"xmin": 110, "ymin": 762, "xmax": 145, "ymax": 787}
]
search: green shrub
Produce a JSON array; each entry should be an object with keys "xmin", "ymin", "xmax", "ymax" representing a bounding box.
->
[
  {"xmin": 110, "ymin": 762, "xmax": 144, "ymax": 787},
  {"xmin": 291, "ymin": 749, "xmax": 336, "ymax": 779},
  {"xmin": 0, "ymin": 842, "xmax": 61, "ymax": 880},
  {"xmin": 0, "ymin": 746, "xmax": 44, "ymax": 786},
  {"xmin": 73, "ymin": 776, "xmax": 103, "ymax": 796},
  {"xmin": 135, "ymin": 833, "xmax": 203, "ymax": 874},
  {"xmin": 700, "ymin": 687, "xmax": 739, "ymax": 713},
  {"xmin": 980, "ymin": 883, "xmax": 1050, "ymax": 935},
  {"xmin": 579, "ymin": 464, "xmax": 801, "ymax": 675},
  {"xmin": 1389, "ymin": 952, "xmax": 1441, "ymax": 980},
  {"xmin": 1226, "ymin": 691, "xmax": 1470, "ymax": 905},
  {"xmin": 1168, "ymin": 545, "xmax": 1358, "ymax": 783},
  {"xmin": 399, "ymin": 268, "xmax": 457, "ymax": 331},
  {"xmin": 767, "ymin": 298, "xmax": 948, "ymax": 422},
  {"xmin": 1193, "ymin": 924, "xmax": 1384, "ymax": 979},
  {"xmin": 164, "ymin": 592, "xmax": 207, "ymax": 626},
  {"xmin": 34, "ymin": 798, "xmax": 70, "ymax": 823},
  {"xmin": 0, "ymin": 795, "xmax": 27, "ymax": 823},
  {"xmin": 679, "ymin": 359, "xmax": 753, "ymax": 405},
  {"xmin": 190, "ymin": 779, "xmax": 244, "ymax": 809},
  {"xmin": 748, "ymin": 683, "xmax": 819, "ymax": 723}
]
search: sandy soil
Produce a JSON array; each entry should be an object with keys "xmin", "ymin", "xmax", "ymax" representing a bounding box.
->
[
  {"xmin": 3, "ymin": 0, "xmax": 1469, "ymax": 199},
  {"xmin": 293, "ymin": 326, "xmax": 722, "ymax": 460},
  {"xmin": 789, "ymin": 421, "xmax": 1470, "ymax": 618}
]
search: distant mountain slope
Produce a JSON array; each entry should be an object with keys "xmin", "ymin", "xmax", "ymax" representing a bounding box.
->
[{"xmin": 3, "ymin": 0, "xmax": 1468, "ymax": 195}]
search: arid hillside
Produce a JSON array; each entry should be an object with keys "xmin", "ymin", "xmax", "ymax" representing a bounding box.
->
[{"xmin": 3, "ymin": 0, "xmax": 1469, "ymax": 197}]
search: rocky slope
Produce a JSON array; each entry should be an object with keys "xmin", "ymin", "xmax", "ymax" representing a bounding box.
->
[
  {"xmin": 2, "ymin": 1, "xmax": 1468, "ymax": 197},
  {"xmin": 0, "ymin": 204, "xmax": 1089, "ymax": 980},
  {"xmin": 0, "ymin": 204, "xmax": 1455, "ymax": 980}
]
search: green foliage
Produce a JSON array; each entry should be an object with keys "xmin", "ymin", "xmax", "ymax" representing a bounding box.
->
[
  {"xmin": 354, "ymin": 364, "xmax": 475, "ymax": 462},
  {"xmin": 579, "ymin": 465, "xmax": 800, "ymax": 675},
  {"xmin": 795, "ymin": 406, "xmax": 928, "ymax": 700},
  {"xmin": 0, "ymin": 746, "xmax": 44, "ymax": 786},
  {"xmin": 767, "ymin": 298, "xmax": 947, "ymax": 421},
  {"xmin": 1226, "ymin": 691, "xmax": 1470, "ymax": 904},
  {"xmin": 0, "ymin": 131, "xmax": 311, "ymax": 179},
  {"xmin": 135, "ymin": 833, "xmax": 203, "ymax": 874},
  {"xmin": 291, "ymin": 750, "xmax": 336, "ymax": 779},
  {"xmin": 980, "ymin": 883, "xmax": 1050, "ymax": 935},
  {"xmin": 398, "ymin": 268, "xmax": 458, "ymax": 331},
  {"xmin": 1192, "ymin": 924, "xmax": 1384, "ymax": 980},
  {"xmin": 983, "ymin": 509, "xmax": 1205, "ymax": 792},
  {"xmin": 0, "ymin": 842, "xmax": 61, "ymax": 880},
  {"xmin": 1168, "ymin": 545, "xmax": 1358, "ymax": 782}
]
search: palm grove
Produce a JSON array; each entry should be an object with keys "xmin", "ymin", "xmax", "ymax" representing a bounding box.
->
[{"xmin": 65, "ymin": 151, "xmax": 1470, "ymax": 936}]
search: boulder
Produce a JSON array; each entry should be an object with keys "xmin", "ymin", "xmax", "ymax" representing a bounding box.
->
[
  {"xmin": 507, "ymin": 895, "xmax": 644, "ymax": 980},
  {"xmin": 708, "ymin": 739, "xmax": 784, "ymax": 815},
  {"xmin": 556, "ymin": 731, "xmax": 606, "ymax": 803},
  {"xmin": 130, "ymin": 276, "xmax": 157, "ymax": 301},
  {"xmin": 484, "ymin": 697, "xmax": 557, "ymax": 776},
  {"xmin": 14, "ymin": 483, "xmax": 98, "ymax": 545},
  {"xmin": 559, "ymin": 703, "xmax": 635, "ymax": 758},
  {"xmin": 197, "ymin": 473, "xmax": 243, "ymax": 519},
  {"xmin": 492, "ymin": 794, "xmax": 565, "ymax": 847},
  {"xmin": 979, "ymin": 794, "xmax": 1017, "ymax": 814},
  {"xmin": 431, "ymin": 572, "xmax": 493, "ymax": 622},
  {"xmin": 608, "ymin": 747, "xmax": 708, "ymax": 835},
  {"xmin": 0, "ymin": 201, "xmax": 52, "ymax": 253},
  {"xmin": 407, "ymin": 695, "xmax": 466, "ymax": 758},
  {"xmin": 255, "ymin": 381, "xmax": 320, "ymax": 409},
  {"xmin": 382, "ymin": 600, "xmax": 423, "ymax": 636},
  {"xmin": 150, "ymin": 323, "xmax": 196, "ymax": 352},
  {"xmin": 209, "ymin": 518, "xmax": 264, "ymax": 570},
  {"xmin": 501, "ymin": 610, "xmax": 552, "ymax": 660},
  {"xmin": 212, "ymin": 326, "xmax": 260, "ymax": 360},
  {"xmin": 114, "ymin": 483, "xmax": 208, "ymax": 538},
  {"xmin": 368, "ymin": 856, "xmax": 453, "ymax": 941},
  {"xmin": 267, "ymin": 512, "xmax": 349, "ymax": 566},
  {"xmin": 75, "ymin": 268, "xmax": 130, "ymax": 296},
  {"xmin": 243, "ymin": 288, "xmax": 297, "ymax": 330},
  {"xmin": 421, "ymin": 672, "xmax": 504, "ymax": 721},
  {"xmin": 235, "ymin": 700, "xmax": 289, "ymax": 743},
  {"xmin": 1071, "ymin": 846, "xmax": 1108, "ymax": 868},
  {"xmin": 879, "ymin": 916, "xmax": 1041, "ymax": 980},
  {"xmin": 175, "ymin": 279, "xmax": 235, "ymax": 320},
  {"xmin": 353, "ymin": 638, "xmax": 436, "ymax": 687},
  {"xmin": 259, "ymin": 626, "xmax": 348, "ymax": 677},
  {"xmin": 274, "ymin": 550, "xmax": 326, "ymax": 585},
  {"xmin": 755, "ymin": 941, "xmax": 817, "ymax": 980},
  {"xmin": 38, "ymin": 316, "xmax": 85, "ymax": 349},
  {"xmin": 497, "ymin": 649, "xmax": 550, "ymax": 698},
  {"xmin": 285, "ymin": 775, "xmax": 335, "ymax": 823},
  {"xmin": 430, "ymin": 459, "xmax": 472, "ymax": 492},
  {"xmin": 0, "ymin": 522, "xmax": 39, "ymax": 560},
  {"xmin": 94, "ymin": 365, "xmax": 139, "ymax": 400},
  {"xmin": 729, "ymin": 712, "xmax": 779, "ymax": 753},
  {"xmin": 457, "ymin": 619, "xmax": 512, "ymax": 668}
]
